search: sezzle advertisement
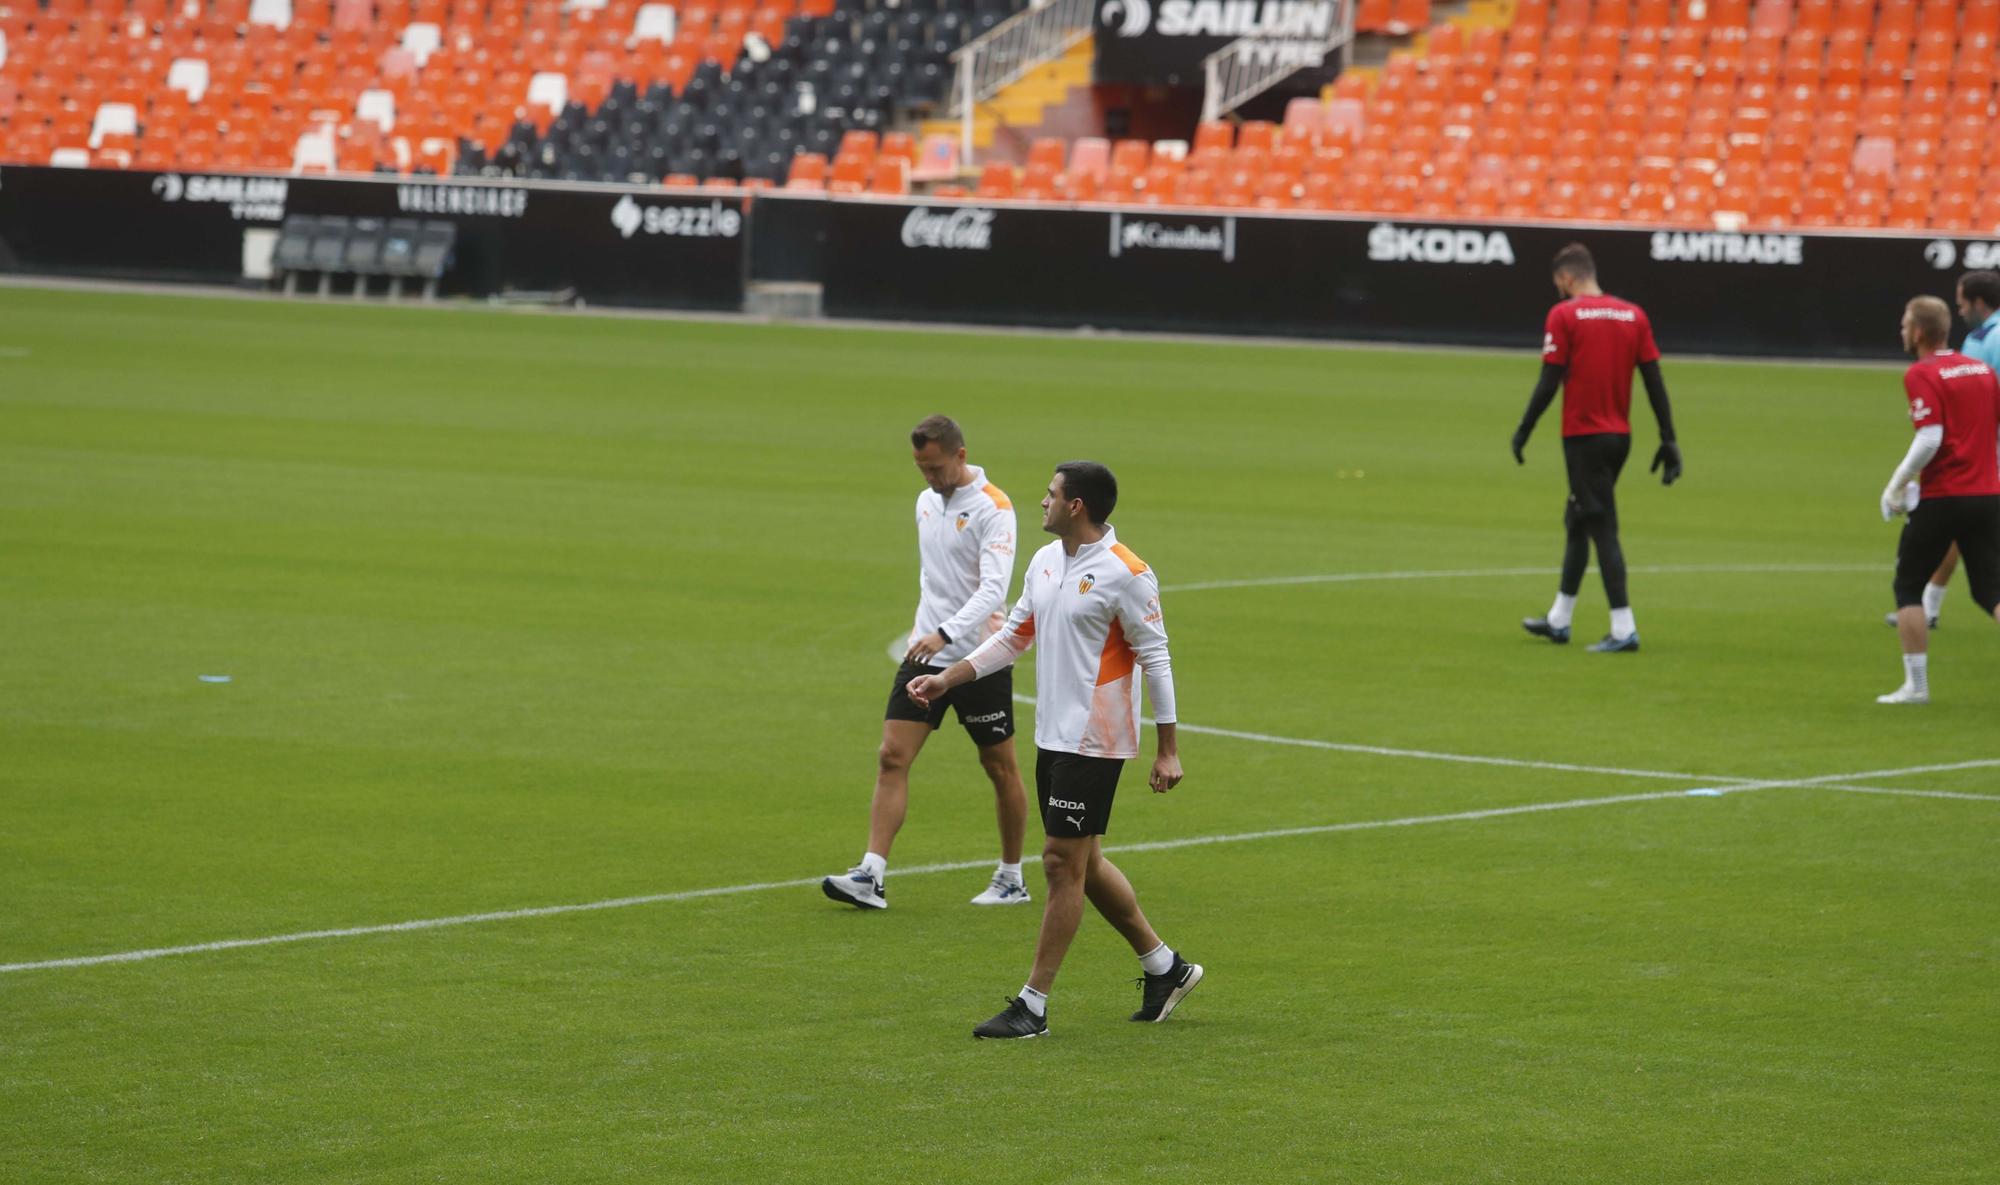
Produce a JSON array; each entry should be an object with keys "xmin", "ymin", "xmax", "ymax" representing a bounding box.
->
[{"xmin": 0, "ymin": 166, "xmax": 747, "ymax": 308}]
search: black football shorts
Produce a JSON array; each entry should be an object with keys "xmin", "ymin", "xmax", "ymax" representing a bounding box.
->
[
  {"xmin": 1036, "ymin": 748, "xmax": 1125, "ymax": 838},
  {"xmin": 1895, "ymin": 494, "xmax": 2000, "ymax": 613},
  {"xmin": 885, "ymin": 657, "xmax": 1016, "ymax": 746},
  {"xmin": 1562, "ymin": 432, "xmax": 1632, "ymax": 523}
]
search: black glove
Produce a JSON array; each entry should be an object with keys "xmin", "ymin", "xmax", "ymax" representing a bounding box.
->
[
  {"xmin": 1511, "ymin": 427, "xmax": 1530, "ymax": 465},
  {"xmin": 1651, "ymin": 440, "xmax": 1683, "ymax": 486}
]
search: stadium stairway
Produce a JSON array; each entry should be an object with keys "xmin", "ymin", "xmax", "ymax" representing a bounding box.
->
[{"xmin": 919, "ymin": 36, "xmax": 1090, "ymax": 162}]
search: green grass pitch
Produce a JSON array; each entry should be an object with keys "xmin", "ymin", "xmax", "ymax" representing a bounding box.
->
[{"xmin": 1, "ymin": 286, "xmax": 1995, "ymax": 1183}]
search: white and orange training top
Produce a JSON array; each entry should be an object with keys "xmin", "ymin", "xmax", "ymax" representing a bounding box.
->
[
  {"xmin": 910, "ymin": 464, "xmax": 1018, "ymax": 667},
  {"xmin": 965, "ymin": 525, "xmax": 1177, "ymax": 760}
]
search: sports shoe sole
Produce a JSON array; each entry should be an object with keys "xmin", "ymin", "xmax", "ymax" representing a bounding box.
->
[
  {"xmin": 821, "ymin": 877, "xmax": 887, "ymax": 909},
  {"xmin": 969, "ymin": 890, "xmax": 1033, "ymax": 906},
  {"xmin": 973, "ymin": 1027, "xmax": 1047, "ymax": 1040},
  {"xmin": 1143, "ymin": 963, "xmax": 1204, "ymax": 1023}
]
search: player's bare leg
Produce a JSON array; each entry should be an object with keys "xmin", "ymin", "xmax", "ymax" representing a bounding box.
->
[
  {"xmin": 1024, "ymin": 834, "xmax": 1094, "ymax": 994},
  {"xmin": 1888, "ymin": 544, "xmax": 1959, "ymax": 628},
  {"xmin": 976, "ymin": 740, "xmax": 1027, "ymax": 866},
  {"xmin": 866, "ymin": 719, "xmax": 933, "ymax": 857},
  {"xmin": 1927, "ymin": 544, "xmax": 1961, "ymax": 622},
  {"xmin": 1088, "ymin": 842, "xmax": 1203, "ymax": 1022},
  {"xmin": 1083, "ymin": 843, "xmax": 1161, "ymax": 955},
  {"xmin": 1935, "ymin": 544, "xmax": 1961, "ymax": 585},
  {"xmin": 1877, "ymin": 605, "xmax": 1931, "ymax": 704},
  {"xmin": 966, "ymin": 740, "xmax": 1033, "ymax": 906},
  {"xmin": 823, "ymin": 719, "xmax": 932, "ymax": 908}
]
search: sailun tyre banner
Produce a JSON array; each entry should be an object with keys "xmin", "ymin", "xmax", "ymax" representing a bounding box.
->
[
  {"xmin": 0, "ymin": 165, "xmax": 747, "ymax": 309},
  {"xmin": 1094, "ymin": 0, "xmax": 1346, "ymax": 86},
  {"xmin": 787, "ymin": 195, "xmax": 1990, "ymax": 358}
]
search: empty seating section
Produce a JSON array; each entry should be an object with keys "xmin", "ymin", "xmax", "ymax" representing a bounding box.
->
[
  {"xmin": 480, "ymin": 0, "xmax": 1019, "ymax": 183},
  {"xmin": 968, "ymin": 0, "xmax": 2000, "ymax": 234},
  {"xmin": 0, "ymin": 0, "xmax": 1019, "ymax": 183},
  {"xmin": 7, "ymin": 0, "xmax": 1997, "ymax": 233}
]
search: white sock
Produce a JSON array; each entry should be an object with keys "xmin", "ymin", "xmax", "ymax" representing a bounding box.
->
[
  {"xmin": 860, "ymin": 852, "xmax": 887, "ymax": 881},
  {"xmin": 997, "ymin": 861, "xmax": 1023, "ymax": 883},
  {"xmin": 1548, "ymin": 593, "xmax": 1577, "ymax": 630},
  {"xmin": 1018, "ymin": 985, "xmax": 1048, "ymax": 1016},
  {"xmin": 1923, "ymin": 581, "xmax": 1948, "ymax": 618},
  {"xmin": 1139, "ymin": 942, "xmax": 1175, "ymax": 976},
  {"xmin": 1903, "ymin": 653, "xmax": 1929, "ymax": 695},
  {"xmin": 1610, "ymin": 607, "xmax": 1636, "ymax": 640}
]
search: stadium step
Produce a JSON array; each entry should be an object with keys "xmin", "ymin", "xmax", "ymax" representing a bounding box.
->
[{"xmin": 924, "ymin": 39, "xmax": 1092, "ymax": 155}]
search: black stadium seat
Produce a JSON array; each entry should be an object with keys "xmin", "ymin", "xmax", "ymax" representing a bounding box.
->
[
  {"xmin": 342, "ymin": 218, "xmax": 386, "ymax": 297},
  {"xmin": 459, "ymin": 0, "xmax": 1029, "ymax": 186},
  {"xmin": 379, "ymin": 219, "xmax": 422, "ymax": 277},
  {"xmin": 273, "ymin": 215, "xmax": 319, "ymax": 278}
]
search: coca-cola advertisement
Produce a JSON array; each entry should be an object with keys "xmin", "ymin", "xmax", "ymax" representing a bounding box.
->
[
  {"xmin": 760, "ymin": 193, "xmax": 1950, "ymax": 358},
  {"xmin": 900, "ymin": 206, "xmax": 996, "ymax": 251}
]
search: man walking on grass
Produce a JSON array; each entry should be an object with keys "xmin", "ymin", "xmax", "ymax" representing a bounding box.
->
[
  {"xmin": 907, "ymin": 461, "xmax": 1200, "ymax": 1039},
  {"xmin": 1876, "ymin": 296, "xmax": 2000, "ymax": 705},
  {"xmin": 821, "ymin": 416, "xmax": 1032, "ymax": 910}
]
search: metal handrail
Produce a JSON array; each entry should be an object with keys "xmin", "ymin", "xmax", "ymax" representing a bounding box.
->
[
  {"xmin": 949, "ymin": 0, "xmax": 1096, "ymax": 165},
  {"xmin": 1200, "ymin": 0, "xmax": 1357, "ymax": 123}
]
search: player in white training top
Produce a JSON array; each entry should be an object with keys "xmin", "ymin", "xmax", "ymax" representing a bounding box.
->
[
  {"xmin": 821, "ymin": 416, "xmax": 1031, "ymax": 911},
  {"xmin": 908, "ymin": 461, "xmax": 1201, "ymax": 1039}
]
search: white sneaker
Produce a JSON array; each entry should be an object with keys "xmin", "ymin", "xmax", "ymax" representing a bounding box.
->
[
  {"xmin": 970, "ymin": 873, "xmax": 1031, "ymax": 906},
  {"xmin": 821, "ymin": 866, "xmax": 887, "ymax": 909},
  {"xmin": 1875, "ymin": 683, "xmax": 1930, "ymax": 705}
]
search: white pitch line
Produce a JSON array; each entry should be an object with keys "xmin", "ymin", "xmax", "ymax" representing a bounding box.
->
[
  {"xmin": 1815, "ymin": 784, "xmax": 2000, "ymax": 803},
  {"xmin": 6, "ymin": 758, "xmax": 1991, "ymax": 976},
  {"xmin": 0, "ymin": 784, "xmax": 1743, "ymax": 975},
  {"xmin": 1165, "ymin": 563, "xmax": 1881, "ymax": 594},
  {"xmin": 1673, "ymin": 759, "xmax": 2000, "ymax": 796},
  {"xmin": 1168, "ymin": 719, "xmax": 1748, "ymax": 784},
  {"xmin": 1012, "ymin": 694, "xmax": 1752, "ymax": 785}
]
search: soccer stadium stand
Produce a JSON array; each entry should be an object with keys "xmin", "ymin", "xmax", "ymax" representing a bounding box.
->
[
  {"xmin": 3, "ymin": 0, "xmax": 1999, "ymax": 234},
  {"xmin": 0, "ymin": 0, "xmax": 1019, "ymax": 182},
  {"xmin": 968, "ymin": 0, "xmax": 2000, "ymax": 234}
]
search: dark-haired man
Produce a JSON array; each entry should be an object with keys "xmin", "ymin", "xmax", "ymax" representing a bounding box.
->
[
  {"xmin": 1887, "ymin": 270, "xmax": 2000, "ymax": 629},
  {"xmin": 821, "ymin": 415, "xmax": 1030, "ymax": 910},
  {"xmin": 1513, "ymin": 242, "xmax": 1682, "ymax": 653},
  {"xmin": 1875, "ymin": 296, "xmax": 2000, "ymax": 705},
  {"xmin": 907, "ymin": 461, "xmax": 1197, "ymax": 1039}
]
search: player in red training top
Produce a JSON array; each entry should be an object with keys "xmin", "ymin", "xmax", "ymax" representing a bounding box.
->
[
  {"xmin": 1875, "ymin": 295, "xmax": 2000, "ymax": 705},
  {"xmin": 1511, "ymin": 243, "xmax": 1683, "ymax": 652}
]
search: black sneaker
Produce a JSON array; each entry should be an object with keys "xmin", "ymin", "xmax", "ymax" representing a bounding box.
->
[
  {"xmin": 1131, "ymin": 954, "xmax": 1204, "ymax": 1022},
  {"xmin": 1883, "ymin": 610, "xmax": 1940, "ymax": 629},
  {"xmin": 1522, "ymin": 616, "xmax": 1571, "ymax": 644},
  {"xmin": 973, "ymin": 997, "xmax": 1048, "ymax": 1040},
  {"xmin": 1585, "ymin": 632, "xmax": 1640, "ymax": 653}
]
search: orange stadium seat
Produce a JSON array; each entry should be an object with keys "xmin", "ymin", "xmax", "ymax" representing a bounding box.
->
[{"xmin": 974, "ymin": 161, "xmax": 1017, "ymax": 199}]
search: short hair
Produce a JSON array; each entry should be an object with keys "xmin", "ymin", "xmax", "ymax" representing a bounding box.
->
[
  {"xmin": 1053, "ymin": 461, "xmax": 1118, "ymax": 525},
  {"xmin": 1908, "ymin": 295, "xmax": 1952, "ymax": 344},
  {"xmin": 1551, "ymin": 242, "xmax": 1596, "ymax": 280},
  {"xmin": 1959, "ymin": 270, "xmax": 2000, "ymax": 311},
  {"xmin": 910, "ymin": 414, "xmax": 964, "ymax": 453}
]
